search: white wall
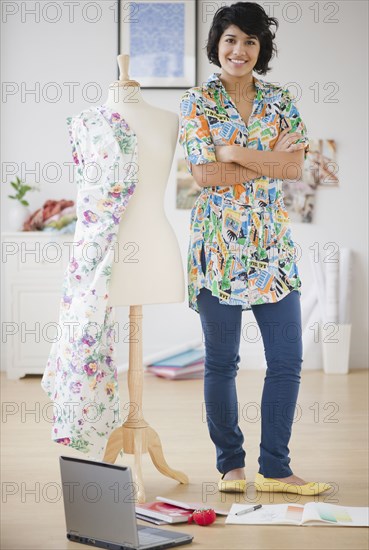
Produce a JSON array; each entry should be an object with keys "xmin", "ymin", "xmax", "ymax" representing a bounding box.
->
[{"xmin": 1, "ymin": 0, "xmax": 368, "ymax": 370}]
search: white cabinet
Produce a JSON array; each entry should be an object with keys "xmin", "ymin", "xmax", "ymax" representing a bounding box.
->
[{"xmin": 1, "ymin": 232, "xmax": 73, "ymax": 379}]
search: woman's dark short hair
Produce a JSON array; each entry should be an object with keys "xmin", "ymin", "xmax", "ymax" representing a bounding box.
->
[{"xmin": 206, "ymin": 2, "xmax": 279, "ymax": 75}]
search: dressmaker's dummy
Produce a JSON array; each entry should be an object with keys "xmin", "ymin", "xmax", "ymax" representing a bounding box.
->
[
  {"xmin": 102, "ymin": 56, "xmax": 187, "ymax": 503},
  {"xmin": 107, "ymin": 70, "xmax": 184, "ymax": 304}
]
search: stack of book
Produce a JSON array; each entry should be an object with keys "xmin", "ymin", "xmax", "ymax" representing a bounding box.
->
[
  {"xmin": 135, "ymin": 501, "xmax": 193, "ymax": 525},
  {"xmin": 146, "ymin": 348, "xmax": 205, "ymax": 380},
  {"xmin": 136, "ymin": 497, "xmax": 228, "ymax": 525}
]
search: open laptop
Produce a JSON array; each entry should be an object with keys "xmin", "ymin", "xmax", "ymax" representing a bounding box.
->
[{"xmin": 59, "ymin": 456, "xmax": 194, "ymax": 550}]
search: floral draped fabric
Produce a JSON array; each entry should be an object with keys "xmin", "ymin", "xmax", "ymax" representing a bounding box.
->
[
  {"xmin": 179, "ymin": 72, "xmax": 310, "ymax": 313},
  {"xmin": 41, "ymin": 105, "xmax": 138, "ymax": 459}
]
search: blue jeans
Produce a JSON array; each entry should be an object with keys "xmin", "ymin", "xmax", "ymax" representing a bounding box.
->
[{"xmin": 198, "ymin": 245, "xmax": 303, "ymax": 477}]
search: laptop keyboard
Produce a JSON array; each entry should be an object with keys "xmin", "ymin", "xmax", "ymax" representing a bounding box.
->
[{"xmin": 138, "ymin": 531, "xmax": 171, "ymax": 545}]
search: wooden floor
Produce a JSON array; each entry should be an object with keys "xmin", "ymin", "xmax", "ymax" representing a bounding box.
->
[{"xmin": 1, "ymin": 368, "xmax": 368, "ymax": 549}]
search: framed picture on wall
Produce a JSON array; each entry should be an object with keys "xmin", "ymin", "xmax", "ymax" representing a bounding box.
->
[{"xmin": 118, "ymin": 0, "xmax": 197, "ymax": 89}]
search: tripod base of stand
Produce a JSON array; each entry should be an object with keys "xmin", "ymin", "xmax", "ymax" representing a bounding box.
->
[{"xmin": 103, "ymin": 421, "xmax": 189, "ymax": 502}]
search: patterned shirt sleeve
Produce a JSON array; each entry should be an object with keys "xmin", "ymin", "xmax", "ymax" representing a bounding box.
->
[
  {"xmin": 280, "ymin": 88, "xmax": 310, "ymax": 161},
  {"xmin": 179, "ymin": 90, "xmax": 217, "ymax": 176}
]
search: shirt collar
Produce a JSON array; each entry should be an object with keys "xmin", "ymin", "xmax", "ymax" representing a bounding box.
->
[{"xmin": 205, "ymin": 72, "xmax": 265, "ymax": 94}]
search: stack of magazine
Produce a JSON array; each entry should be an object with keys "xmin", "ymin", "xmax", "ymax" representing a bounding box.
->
[
  {"xmin": 146, "ymin": 348, "xmax": 205, "ymax": 380},
  {"xmin": 136, "ymin": 497, "xmax": 228, "ymax": 524}
]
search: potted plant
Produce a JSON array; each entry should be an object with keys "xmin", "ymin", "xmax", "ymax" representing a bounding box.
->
[{"xmin": 7, "ymin": 176, "xmax": 39, "ymax": 231}]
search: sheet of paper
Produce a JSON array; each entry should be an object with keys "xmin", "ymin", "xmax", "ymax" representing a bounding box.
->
[
  {"xmin": 325, "ymin": 250, "xmax": 339, "ymax": 323},
  {"xmin": 225, "ymin": 503, "xmax": 304, "ymax": 525},
  {"xmin": 309, "ymin": 249, "xmax": 326, "ymax": 323},
  {"xmin": 303, "ymin": 502, "xmax": 369, "ymax": 526},
  {"xmin": 338, "ymin": 248, "xmax": 352, "ymax": 324}
]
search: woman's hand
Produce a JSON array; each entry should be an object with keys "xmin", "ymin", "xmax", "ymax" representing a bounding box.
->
[
  {"xmin": 215, "ymin": 145, "xmax": 238, "ymax": 163},
  {"xmin": 273, "ymin": 127, "xmax": 306, "ymax": 152}
]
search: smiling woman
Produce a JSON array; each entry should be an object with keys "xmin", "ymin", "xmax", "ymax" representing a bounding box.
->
[
  {"xmin": 178, "ymin": 1, "xmax": 329, "ymax": 498},
  {"xmin": 206, "ymin": 2, "xmax": 278, "ymax": 76}
]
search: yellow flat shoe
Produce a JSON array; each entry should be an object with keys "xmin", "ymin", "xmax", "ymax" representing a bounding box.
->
[
  {"xmin": 218, "ymin": 473, "xmax": 247, "ymax": 493},
  {"xmin": 254, "ymin": 473, "xmax": 331, "ymax": 495}
]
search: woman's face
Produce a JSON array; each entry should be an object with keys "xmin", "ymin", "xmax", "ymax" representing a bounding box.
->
[{"xmin": 217, "ymin": 24, "xmax": 260, "ymax": 80}]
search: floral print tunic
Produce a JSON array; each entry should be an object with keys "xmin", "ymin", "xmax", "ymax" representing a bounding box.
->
[
  {"xmin": 179, "ymin": 72, "xmax": 310, "ymax": 314},
  {"xmin": 41, "ymin": 105, "xmax": 138, "ymax": 459}
]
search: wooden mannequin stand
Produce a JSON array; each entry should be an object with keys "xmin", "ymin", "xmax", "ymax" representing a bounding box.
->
[{"xmin": 103, "ymin": 305, "xmax": 189, "ymax": 502}]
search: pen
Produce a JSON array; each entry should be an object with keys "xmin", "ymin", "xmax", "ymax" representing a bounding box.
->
[{"xmin": 235, "ymin": 504, "xmax": 262, "ymax": 516}]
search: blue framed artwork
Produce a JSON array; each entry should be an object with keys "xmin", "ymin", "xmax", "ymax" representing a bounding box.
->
[{"xmin": 118, "ymin": 0, "xmax": 197, "ymax": 88}]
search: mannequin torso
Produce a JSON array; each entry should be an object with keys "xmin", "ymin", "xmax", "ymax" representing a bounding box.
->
[{"xmin": 105, "ymin": 85, "xmax": 185, "ymax": 306}]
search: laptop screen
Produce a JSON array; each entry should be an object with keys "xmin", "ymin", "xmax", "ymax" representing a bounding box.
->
[{"xmin": 59, "ymin": 456, "xmax": 140, "ymax": 547}]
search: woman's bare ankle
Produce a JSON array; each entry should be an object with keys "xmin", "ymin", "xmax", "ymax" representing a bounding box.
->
[
  {"xmin": 272, "ymin": 474, "xmax": 307, "ymax": 485},
  {"xmin": 223, "ymin": 467, "xmax": 246, "ymax": 480}
]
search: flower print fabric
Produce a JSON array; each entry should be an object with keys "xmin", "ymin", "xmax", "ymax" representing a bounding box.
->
[
  {"xmin": 179, "ymin": 72, "xmax": 310, "ymax": 314},
  {"xmin": 40, "ymin": 105, "xmax": 138, "ymax": 460}
]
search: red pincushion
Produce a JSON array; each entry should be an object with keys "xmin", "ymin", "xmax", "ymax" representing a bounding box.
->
[{"xmin": 188, "ymin": 508, "xmax": 216, "ymax": 526}]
